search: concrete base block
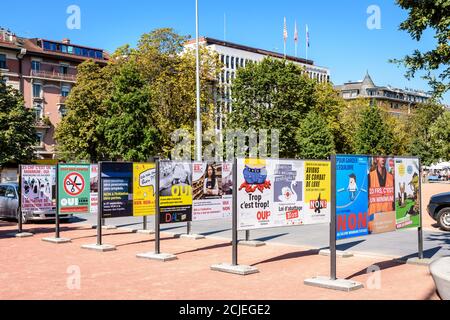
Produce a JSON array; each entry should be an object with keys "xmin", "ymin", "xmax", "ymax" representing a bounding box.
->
[
  {"xmin": 102, "ymin": 225, "xmax": 117, "ymax": 230},
  {"xmin": 304, "ymin": 276, "xmax": 364, "ymax": 292},
  {"xmin": 179, "ymin": 234, "xmax": 205, "ymax": 240},
  {"xmin": 137, "ymin": 229, "xmax": 155, "ymax": 235},
  {"xmin": 136, "ymin": 252, "xmax": 177, "ymax": 262},
  {"xmin": 42, "ymin": 237, "xmax": 71, "ymax": 244},
  {"xmin": 210, "ymin": 263, "xmax": 259, "ymax": 276},
  {"xmin": 319, "ymin": 249, "xmax": 354, "ymax": 258},
  {"xmin": 405, "ymin": 257, "xmax": 433, "ymax": 266},
  {"xmin": 239, "ymin": 240, "xmax": 266, "ymax": 247},
  {"xmin": 11, "ymin": 232, "xmax": 34, "ymax": 238},
  {"xmin": 117, "ymin": 227, "xmax": 138, "ymax": 233},
  {"xmin": 81, "ymin": 243, "xmax": 117, "ymax": 252}
]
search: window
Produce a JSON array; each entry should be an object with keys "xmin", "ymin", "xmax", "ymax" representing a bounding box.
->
[
  {"xmin": 32, "ymin": 83, "xmax": 42, "ymax": 98},
  {"xmin": 226, "ymin": 56, "xmax": 229, "ymax": 68},
  {"xmin": 5, "ymin": 186, "xmax": 16, "ymax": 199},
  {"xmin": 226, "ymin": 71, "xmax": 230, "ymax": 84},
  {"xmin": 59, "ymin": 105, "xmax": 67, "ymax": 117},
  {"xmin": 231, "ymin": 57, "xmax": 234, "ymax": 69},
  {"xmin": 95, "ymin": 51, "xmax": 103, "ymax": 59},
  {"xmin": 31, "ymin": 61, "xmax": 40, "ymax": 72},
  {"xmin": 67, "ymin": 46, "xmax": 74, "ymax": 54},
  {"xmin": 220, "ymin": 55, "xmax": 224, "ymax": 64},
  {"xmin": 0, "ymin": 54, "xmax": 6, "ymax": 69},
  {"xmin": 35, "ymin": 133, "xmax": 44, "ymax": 146},
  {"xmin": 61, "ymin": 85, "xmax": 70, "ymax": 97},
  {"xmin": 32, "ymin": 104, "xmax": 43, "ymax": 121},
  {"xmin": 60, "ymin": 65, "xmax": 68, "ymax": 75}
]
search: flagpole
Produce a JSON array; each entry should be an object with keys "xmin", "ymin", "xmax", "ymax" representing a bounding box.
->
[{"xmin": 305, "ymin": 24, "xmax": 308, "ymax": 60}]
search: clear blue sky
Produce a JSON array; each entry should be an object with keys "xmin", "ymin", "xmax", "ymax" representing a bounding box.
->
[{"xmin": 2, "ymin": 0, "xmax": 448, "ymax": 103}]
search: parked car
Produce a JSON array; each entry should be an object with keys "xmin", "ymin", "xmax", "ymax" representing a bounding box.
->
[
  {"xmin": 428, "ymin": 192, "xmax": 450, "ymax": 231},
  {"xmin": 0, "ymin": 183, "xmax": 71, "ymax": 223}
]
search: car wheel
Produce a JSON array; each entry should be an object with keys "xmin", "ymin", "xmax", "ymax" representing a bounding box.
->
[{"xmin": 437, "ymin": 208, "xmax": 450, "ymax": 232}]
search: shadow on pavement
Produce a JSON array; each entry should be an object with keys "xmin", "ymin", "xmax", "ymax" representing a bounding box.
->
[
  {"xmin": 115, "ymin": 236, "xmax": 173, "ymax": 248},
  {"xmin": 254, "ymin": 233, "xmax": 289, "ymax": 242},
  {"xmin": 200, "ymin": 229, "xmax": 230, "ymax": 237},
  {"xmin": 345, "ymin": 246, "xmax": 442, "ymax": 281},
  {"xmin": 336, "ymin": 239, "xmax": 366, "ymax": 251},
  {"xmin": 175, "ymin": 242, "xmax": 232, "ymax": 255},
  {"xmin": 251, "ymin": 249, "xmax": 319, "ymax": 267}
]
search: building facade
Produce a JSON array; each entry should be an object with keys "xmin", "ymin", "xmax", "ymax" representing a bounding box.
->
[
  {"xmin": 0, "ymin": 27, "xmax": 108, "ymax": 160},
  {"xmin": 184, "ymin": 37, "xmax": 330, "ymax": 131},
  {"xmin": 334, "ymin": 72, "xmax": 431, "ymax": 116}
]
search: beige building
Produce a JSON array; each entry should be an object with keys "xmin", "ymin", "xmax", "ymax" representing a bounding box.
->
[{"xmin": 334, "ymin": 72, "xmax": 431, "ymax": 116}]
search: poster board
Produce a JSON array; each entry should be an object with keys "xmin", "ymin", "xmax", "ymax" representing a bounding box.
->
[
  {"xmin": 236, "ymin": 158, "xmax": 331, "ymax": 231},
  {"xmin": 159, "ymin": 161, "xmax": 193, "ymax": 224},
  {"xmin": 58, "ymin": 164, "xmax": 91, "ymax": 215},
  {"xmin": 21, "ymin": 165, "xmax": 56, "ymax": 213},
  {"xmin": 192, "ymin": 162, "xmax": 232, "ymax": 221}
]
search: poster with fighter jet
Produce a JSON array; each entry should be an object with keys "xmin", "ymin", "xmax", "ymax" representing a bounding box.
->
[
  {"xmin": 395, "ymin": 157, "xmax": 421, "ymax": 230},
  {"xmin": 236, "ymin": 158, "xmax": 330, "ymax": 231}
]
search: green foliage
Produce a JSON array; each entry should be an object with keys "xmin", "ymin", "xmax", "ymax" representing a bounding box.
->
[
  {"xmin": 0, "ymin": 82, "xmax": 36, "ymax": 166},
  {"xmin": 392, "ymin": 0, "xmax": 450, "ymax": 97},
  {"xmin": 430, "ymin": 111, "xmax": 450, "ymax": 161},
  {"xmin": 100, "ymin": 61, "xmax": 160, "ymax": 161},
  {"xmin": 55, "ymin": 28, "xmax": 219, "ymax": 161},
  {"xmin": 405, "ymin": 101, "xmax": 445, "ymax": 164},
  {"xmin": 55, "ymin": 60, "xmax": 111, "ymax": 162},
  {"xmin": 295, "ymin": 111, "xmax": 335, "ymax": 159},
  {"xmin": 354, "ymin": 105, "xmax": 394, "ymax": 155},
  {"xmin": 227, "ymin": 58, "xmax": 341, "ymax": 158}
]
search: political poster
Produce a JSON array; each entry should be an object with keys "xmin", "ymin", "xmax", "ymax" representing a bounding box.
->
[
  {"xmin": 192, "ymin": 162, "xmax": 232, "ymax": 221},
  {"xmin": 395, "ymin": 158, "xmax": 421, "ymax": 230},
  {"xmin": 368, "ymin": 156, "xmax": 396, "ymax": 234},
  {"xmin": 159, "ymin": 161, "xmax": 193, "ymax": 224},
  {"xmin": 237, "ymin": 158, "xmax": 331, "ymax": 231},
  {"xmin": 21, "ymin": 165, "xmax": 56, "ymax": 213},
  {"xmin": 100, "ymin": 162, "xmax": 133, "ymax": 218},
  {"xmin": 58, "ymin": 164, "xmax": 90, "ymax": 215},
  {"xmin": 336, "ymin": 155, "xmax": 369, "ymax": 240},
  {"xmin": 132, "ymin": 163, "xmax": 156, "ymax": 216},
  {"xmin": 90, "ymin": 164, "xmax": 98, "ymax": 214},
  {"xmin": 303, "ymin": 161, "xmax": 331, "ymax": 225}
]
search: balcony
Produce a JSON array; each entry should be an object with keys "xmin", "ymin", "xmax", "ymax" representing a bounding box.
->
[{"xmin": 30, "ymin": 70, "xmax": 76, "ymax": 82}]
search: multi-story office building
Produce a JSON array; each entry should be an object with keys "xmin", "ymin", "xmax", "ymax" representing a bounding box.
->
[
  {"xmin": 334, "ymin": 72, "xmax": 431, "ymax": 116},
  {"xmin": 0, "ymin": 27, "xmax": 108, "ymax": 160},
  {"xmin": 184, "ymin": 37, "xmax": 330, "ymax": 130}
]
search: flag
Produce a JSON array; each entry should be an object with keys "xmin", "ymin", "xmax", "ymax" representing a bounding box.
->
[
  {"xmin": 283, "ymin": 17, "xmax": 288, "ymax": 42},
  {"xmin": 294, "ymin": 21, "xmax": 298, "ymax": 43},
  {"xmin": 306, "ymin": 24, "xmax": 310, "ymax": 47}
]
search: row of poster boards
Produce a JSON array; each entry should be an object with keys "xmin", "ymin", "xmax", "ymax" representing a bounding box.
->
[{"xmin": 19, "ymin": 155, "xmax": 421, "ymax": 239}]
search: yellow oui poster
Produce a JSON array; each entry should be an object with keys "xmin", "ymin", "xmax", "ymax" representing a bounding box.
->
[
  {"xmin": 303, "ymin": 161, "xmax": 331, "ymax": 224},
  {"xmin": 132, "ymin": 163, "xmax": 156, "ymax": 216}
]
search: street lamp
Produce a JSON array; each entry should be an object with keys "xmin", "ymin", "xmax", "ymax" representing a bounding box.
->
[{"xmin": 195, "ymin": 0, "xmax": 202, "ymax": 162}]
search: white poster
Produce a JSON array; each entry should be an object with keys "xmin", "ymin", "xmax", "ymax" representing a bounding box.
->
[
  {"xmin": 90, "ymin": 164, "xmax": 98, "ymax": 214},
  {"xmin": 237, "ymin": 159, "xmax": 302, "ymax": 230},
  {"xmin": 192, "ymin": 162, "xmax": 232, "ymax": 221},
  {"xmin": 21, "ymin": 165, "xmax": 56, "ymax": 213}
]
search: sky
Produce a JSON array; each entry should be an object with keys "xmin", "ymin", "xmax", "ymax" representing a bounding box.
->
[{"xmin": 2, "ymin": 0, "xmax": 448, "ymax": 103}]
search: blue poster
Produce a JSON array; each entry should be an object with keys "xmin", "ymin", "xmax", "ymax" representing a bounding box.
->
[{"xmin": 336, "ymin": 155, "xmax": 369, "ymax": 240}]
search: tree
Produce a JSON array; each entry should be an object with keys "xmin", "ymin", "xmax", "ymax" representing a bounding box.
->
[
  {"xmin": 406, "ymin": 101, "xmax": 444, "ymax": 164},
  {"xmin": 338, "ymin": 98, "xmax": 370, "ymax": 154},
  {"xmin": 55, "ymin": 60, "xmax": 111, "ymax": 162},
  {"xmin": 392, "ymin": 1, "xmax": 450, "ymax": 97},
  {"xmin": 430, "ymin": 111, "xmax": 450, "ymax": 161},
  {"xmin": 228, "ymin": 58, "xmax": 338, "ymax": 158},
  {"xmin": 296, "ymin": 111, "xmax": 335, "ymax": 159},
  {"xmin": 0, "ymin": 82, "xmax": 36, "ymax": 167},
  {"xmin": 99, "ymin": 61, "xmax": 160, "ymax": 161},
  {"xmin": 354, "ymin": 106, "xmax": 394, "ymax": 155}
]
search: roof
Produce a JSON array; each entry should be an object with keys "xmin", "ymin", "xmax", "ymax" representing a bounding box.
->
[
  {"xmin": 186, "ymin": 37, "xmax": 314, "ymax": 66},
  {"xmin": 0, "ymin": 36, "xmax": 109, "ymax": 64}
]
